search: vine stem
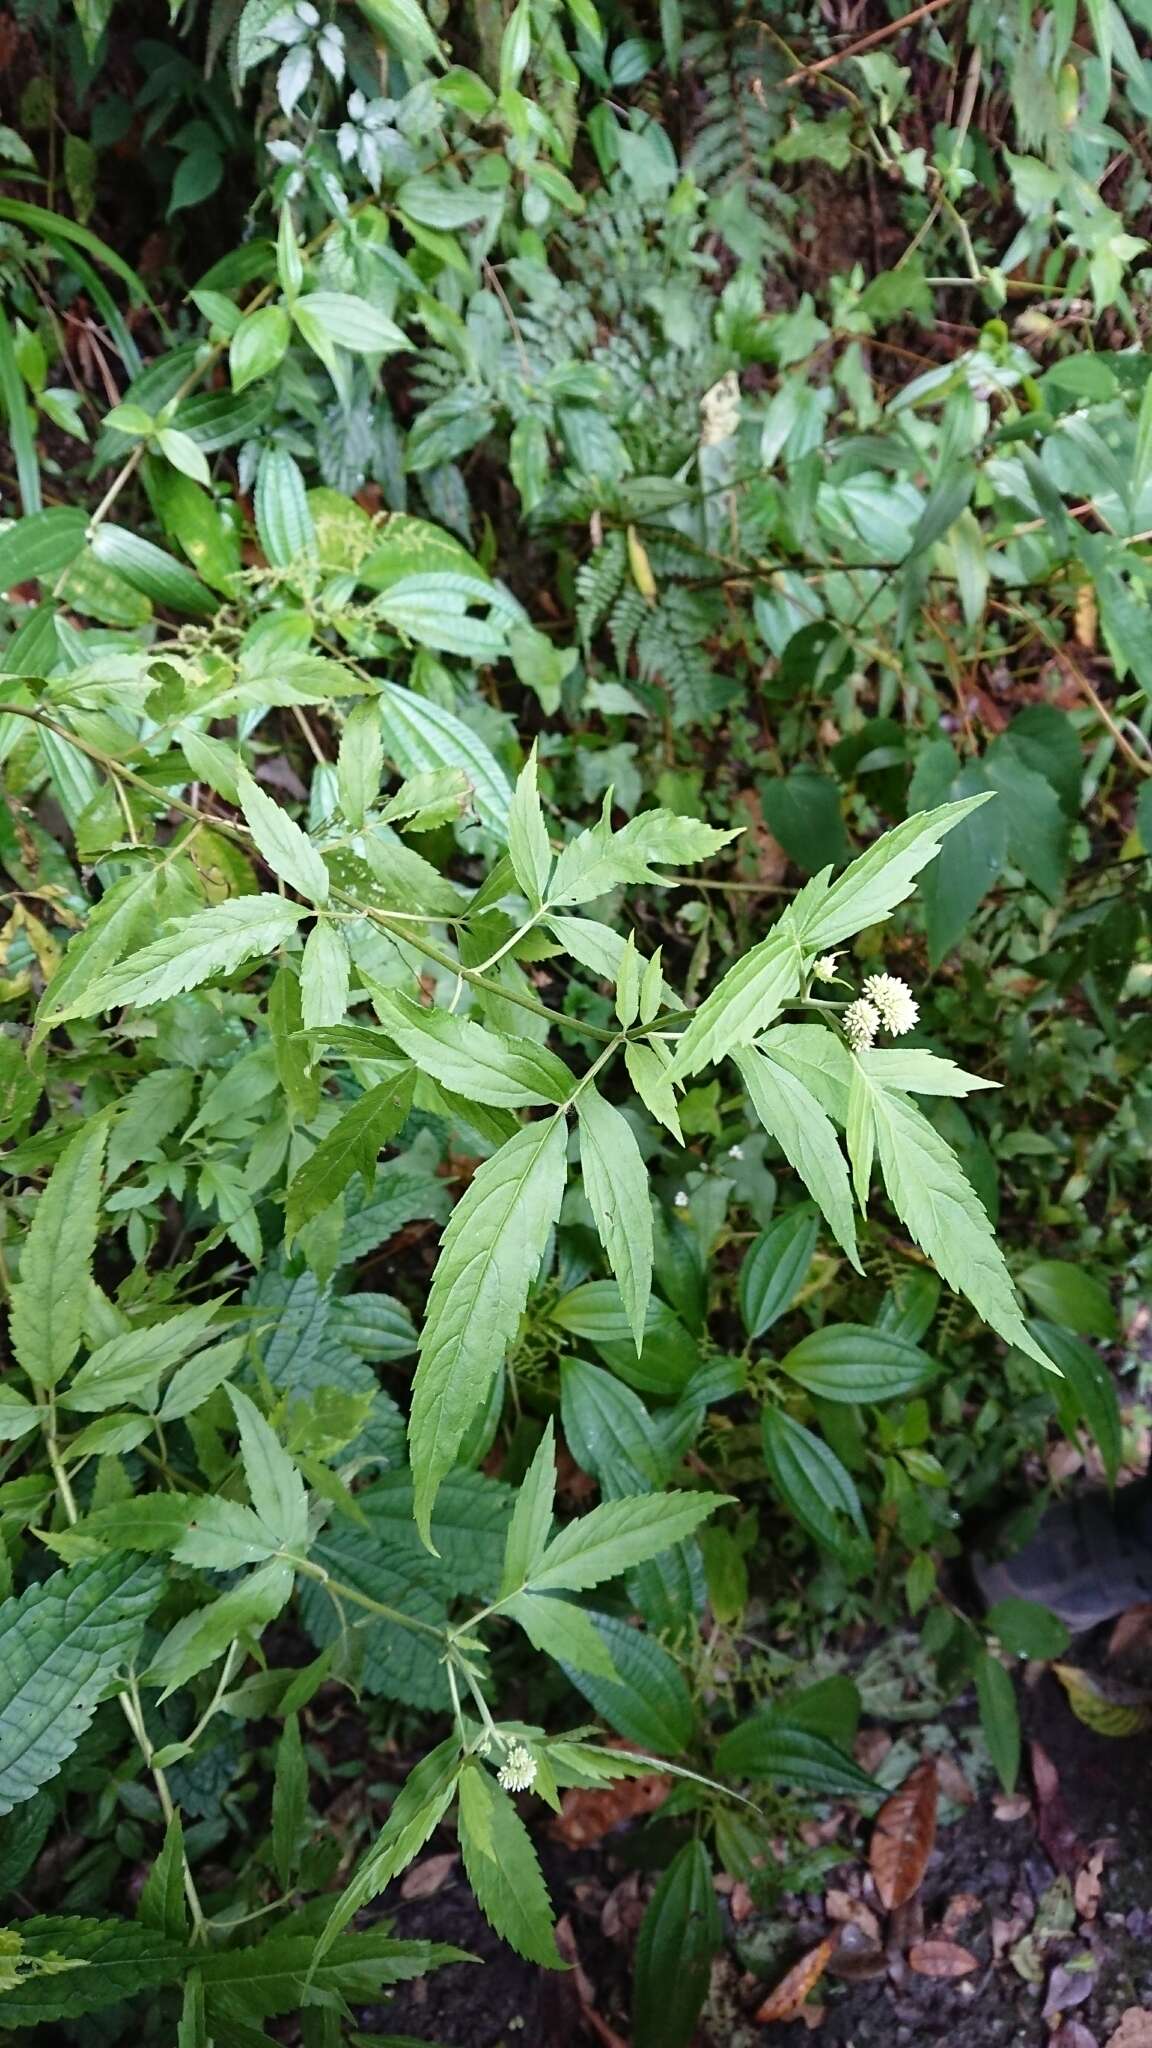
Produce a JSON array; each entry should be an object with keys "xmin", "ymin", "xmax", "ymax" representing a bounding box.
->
[{"xmin": 289, "ymin": 1556, "xmax": 447, "ymax": 1642}]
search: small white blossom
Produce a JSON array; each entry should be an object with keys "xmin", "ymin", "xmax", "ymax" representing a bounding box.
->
[
  {"xmin": 863, "ymin": 971, "xmax": 919, "ymax": 1037},
  {"xmin": 727, "ymin": 1144, "xmax": 745, "ymax": 1160},
  {"xmin": 674, "ymin": 1189, "xmax": 689, "ymax": 1208},
  {"xmin": 813, "ymin": 954, "xmax": 840, "ymax": 981},
  {"xmin": 497, "ymin": 1743, "xmax": 537, "ymax": 1793},
  {"xmin": 844, "ymin": 997, "xmax": 880, "ymax": 1053}
]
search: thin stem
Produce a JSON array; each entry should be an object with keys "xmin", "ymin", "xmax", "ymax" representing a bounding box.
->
[{"xmin": 289, "ymin": 1556, "xmax": 447, "ymax": 1641}]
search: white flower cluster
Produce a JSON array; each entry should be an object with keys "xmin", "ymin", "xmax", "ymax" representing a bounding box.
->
[
  {"xmin": 813, "ymin": 954, "xmax": 840, "ymax": 981},
  {"xmin": 844, "ymin": 971, "xmax": 919, "ymax": 1052},
  {"xmin": 496, "ymin": 1743, "xmax": 538, "ymax": 1794}
]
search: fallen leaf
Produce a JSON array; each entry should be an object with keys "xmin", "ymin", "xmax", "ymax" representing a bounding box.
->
[
  {"xmin": 1054, "ymin": 1663, "xmax": 1152, "ymax": 1738},
  {"xmin": 1031, "ymin": 1739, "xmax": 1088, "ymax": 1874},
  {"xmin": 400, "ymin": 1851, "xmax": 457, "ymax": 1900},
  {"xmin": 908, "ymin": 1939, "xmax": 979, "ymax": 1978},
  {"xmin": 870, "ymin": 1759, "xmax": 938, "ymax": 1910},
  {"xmin": 993, "ymin": 1792, "xmax": 1032, "ymax": 1822},
  {"xmin": 1051, "ymin": 2024, "xmax": 1099, "ymax": 2048},
  {"xmin": 854, "ymin": 1727, "xmax": 894, "ymax": 1775},
  {"xmin": 1075, "ymin": 1847, "xmax": 1106, "ymax": 1922},
  {"xmin": 1042, "ymin": 1958, "xmax": 1097, "ymax": 2021},
  {"xmin": 1107, "ymin": 2013, "xmax": 1152, "ymax": 2048},
  {"xmin": 825, "ymin": 1888, "xmax": 881, "ymax": 1943},
  {"xmin": 992, "ymin": 1909, "xmax": 1030, "ymax": 1963},
  {"xmin": 941, "ymin": 1892, "xmax": 981, "ymax": 1937},
  {"xmin": 555, "ymin": 1914, "xmax": 630, "ymax": 2048},
  {"xmin": 550, "ymin": 1769, "xmax": 669, "ymax": 1847},
  {"xmin": 827, "ymin": 1920, "xmax": 887, "ymax": 1982},
  {"xmin": 730, "ymin": 1880, "xmax": 755, "ymax": 1925},
  {"xmin": 1106, "ymin": 1604, "xmax": 1152, "ymax": 1663},
  {"xmin": 755, "ymin": 1940, "xmax": 833, "ymax": 2023},
  {"xmin": 935, "ymin": 1753, "xmax": 975, "ymax": 1806}
]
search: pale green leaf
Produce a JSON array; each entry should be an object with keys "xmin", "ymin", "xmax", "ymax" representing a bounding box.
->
[
  {"xmin": 735, "ymin": 1047, "xmax": 861, "ymax": 1271},
  {"xmin": 503, "ymin": 1591, "xmax": 617, "ymax": 1677},
  {"xmin": 237, "ymin": 767, "xmax": 329, "ymax": 905},
  {"xmin": 499, "ymin": 1420, "xmax": 556, "ymax": 1595},
  {"xmin": 46, "ymin": 896, "xmax": 309, "ymax": 1020},
  {"xmin": 506, "ymin": 744, "xmax": 552, "ymax": 905},
  {"xmin": 457, "ymin": 1769, "xmax": 562, "ymax": 1967},
  {"xmin": 370, "ymin": 988, "xmax": 573, "ymax": 1107},
  {"xmin": 799, "ymin": 794, "xmax": 993, "ymax": 950},
  {"xmin": 665, "ymin": 923, "xmax": 803, "ymax": 1083},
  {"xmin": 229, "ymin": 1388, "xmax": 308, "ymax": 1551},
  {"xmin": 62, "ymin": 1300, "xmax": 224, "ymax": 1413},
  {"xmin": 9, "ymin": 1116, "xmax": 108, "ymax": 1390},
  {"xmin": 337, "ymin": 698, "xmax": 384, "ymax": 829},
  {"xmin": 528, "ymin": 1490, "xmax": 730, "ymax": 1594},
  {"xmin": 138, "ymin": 1813, "xmax": 188, "ymax": 1942},
  {"xmin": 284, "ymin": 1068, "xmax": 416, "ymax": 1240},
  {"xmin": 577, "ymin": 1085, "xmax": 653, "ymax": 1349}
]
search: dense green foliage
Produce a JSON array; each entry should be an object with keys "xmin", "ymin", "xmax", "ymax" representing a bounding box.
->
[{"xmin": 1, "ymin": 0, "xmax": 1150, "ymax": 2037}]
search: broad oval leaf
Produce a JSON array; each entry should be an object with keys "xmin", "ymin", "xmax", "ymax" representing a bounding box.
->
[{"xmin": 779, "ymin": 1323, "xmax": 938, "ymax": 1403}]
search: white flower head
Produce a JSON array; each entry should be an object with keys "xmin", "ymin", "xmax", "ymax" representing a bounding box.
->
[
  {"xmin": 844, "ymin": 997, "xmax": 880, "ymax": 1053},
  {"xmin": 813, "ymin": 954, "xmax": 840, "ymax": 982},
  {"xmin": 863, "ymin": 971, "xmax": 919, "ymax": 1038},
  {"xmin": 497, "ymin": 1743, "xmax": 537, "ymax": 1794},
  {"xmin": 674, "ymin": 1189, "xmax": 689, "ymax": 1209},
  {"xmin": 727, "ymin": 1144, "xmax": 745, "ymax": 1161}
]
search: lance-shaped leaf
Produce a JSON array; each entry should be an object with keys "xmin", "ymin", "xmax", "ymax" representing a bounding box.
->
[
  {"xmin": 499, "ymin": 1420, "xmax": 557, "ymax": 1595},
  {"xmin": 577, "ymin": 1086, "xmax": 653, "ymax": 1350},
  {"xmin": 0, "ymin": 1916, "xmax": 188, "ymax": 2028},
  {"xmin": 506, "ymin": 742, "xmax": 552, "ymax": 905},
  {"xmin": 665, "ymin": 921, "xmax": 804, "ymax": 1083},
  {"xmin": 229, "ymin": 1387, "xmax": 308, "ymax": 1551},
  {"xmin": 0, "ymin": 1555, "xmax": 163, "ymax": 1814},
  {"xmin": 370, "ymin": 987, "xmax": 573, "ymax": 1106},
  {"xmin": 735, "ymin": 1047, "xmax": 861, "ymax": 1271},
  {"xmin": 797, "ymin": 794, "xmax": 993, "ymax": 951},
  {"xmin": 866, "ymin": 1079, "xmax": 1052, "ymax": 1370},
  {"xmin": 457, "ymin": 1767, "xmax": 562, "ymax": 1967},
  {"xmin": 526, "ymin": 1489, "xmax": 731, "ymax": 1595},
  {"xmin": 237, "ymin": 767, "xmax": 329, "ymax": 905},
  {"xmin": 46, "ymin": 896, "xmax": 309, "ymax": 1019},
  {"xmin": 284, "ymin": 1066, "xmax": 415, "ymax": 1240},
  {"xmin": 548, "ymin": 806, "xmax": 739, "ymax": 909},
  {"xmin": 62, "ymin": 1299, "xmax": 226, "ymax": 1413},
  {"xmin": 314, "ymin": 1737, "xmax": 462, "ymax": 1960},
  {"xmin": 9, "ymin": 1115, "xmax": 108, "ymax": 1390},
  {"xmin": 409, "ymin": 1116, "xmax": 569, "ymax": 1544}
]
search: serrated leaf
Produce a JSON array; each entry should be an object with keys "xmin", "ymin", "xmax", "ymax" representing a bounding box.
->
[
  {"xmin": 577, "ymin": 1086, "xmax": 653, "ymax": 1351},
  {"xmin": 315, "ymin": 1737, "xmax": 462, "ymax": 1959},
  {"xmin": 47, "ymin": 895, "xmax": 309, "ymax": 1020},
  {"xmin": 736, "ymin": 1047, "xmax": 861, "ymax": 1271},
  {"xmin": 62, "ymin": 1299, "xmax": 224, "ymax": 1413},
  {"xmin": 798, "ymin": 795, "xmax": 994, "ymax": 950},
  {"xmin": 34, "ymin": 862, "xmax": 175, "ymax": 1042},
  {"xmin": 146, "ymin": 1559, "xmax": 294, "ymax": 1698},
  {"xmin": 458, "ymin": 1768, "xmax": 562, "ymax": 1967},
  {"xmin": 158, "ymin": 1337, "xmax": 246, "ymax": 1423},
  {"xmin": 500, "ymin": 1420, "xmax": 556, "ymax": 1595},
  {"xmin": 9, "ymin": 1116, "xmax": 108, "ymax": 1389},
  {"xmin": 285, "ymin": 1069, "xmax": 416, "ymax": 1240},
  {"xmin": 377, "ymin": 680, "xmax": 512, "ymax": 834},
  {"xmin": 200, "ymin": 1926, "xmax": 468, "ymax": 2020},
  {"xmin": 409, "ymin": 1117, "xmax": 569, "ymax": 1544},
  {"xmin": 370, "ymin": 987, "xmax": 573, "ymax": 1106},
  {"xmin": 858, "ymin": 1048, "xmax": 998, "ymax": 1097},
  {"xmin": 138, "ymin": 1812, "xmax": 188, "ymax": 1942},
  {"xmin": 624, "ymin": 1041, "xmax": 683, "ymax": 1142},
  {"xmin": 0, "ymin": 1555, "xmax": 163, "ymax": 1813},
  {"xmin": 337, "ymin": 697, "xmax": 385, "ymax": 829},
  {"xmin": 549, "ymin": 808, "xmax": 739, "ymax": 909},
  {"xmin": 0, "ymin": 1916, "xmax": 187, "ymax": 2026},
  {"xmin": 503, "ymin": 1591, "xmax": 616, "ymax": 1677},
  {"xmin": 665, "ymin": 923, "xmax": 803, "ymax": 1082},
  {"xmin": 506, "ymin": 743, "xmax": 552, "ymax": 904},
  {"xmin": 527, "ymin": 1489, "xmax": 730, "ymax": 1594},
  {"xmin": 866, "ymin": 1079, "xmax": 1052, "ymax": 1370},
  {"xmin": 237, "ymin": 768, "xmax": 329, "ymax": 904},
  {"xmin": 300, "ymin": 918, "xmax": 350, "ymax": 1032},
  {"xmin": 272, "ymin": 1712, "xmax": 307, "ymax": 1889},
  {"xmin": 229, "ymin": 1387, "xmax": 308, "ymax": 1550},
  {"xmin": 173, "ymin": 1497, "xmax": 282, "ymax": 1570}
]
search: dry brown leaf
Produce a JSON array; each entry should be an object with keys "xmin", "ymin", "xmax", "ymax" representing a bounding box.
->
[
  {"xmin": 755, "ymin": 1939, "xmax": 834, "ymax": 2024},
  {"xmin": 993, "ymin": 1792, "xmax": 1032, "ymax": 1822},
  {"xmin": 908, "ymin": 1939, "xmax": 979, "ymax": 1979},
  {"xmin": 870, "ymin": 1759, "xmax": 938, "ymax": 1910},
  {"xmin": 1106, "ymin": 2011, "xmax": 1152, "ymax": 2048},
  {"xmin": 1052, "ymin": 2026, "xmax": 1099, "ymax": 2048},
  {"xmin": 550, "ymin": 1769, "xmax": 669, "ymax": 1847},
  {"xmin": 941, "ymin": 1892, "xmax": 981, "ymax": 1937},
  {"xmin": 935, "ymin": 1753, "xmax": 975, "ymax": 1806},
  {"xmin": 854, "ymin": 1727, "xmax": 894, "ymax": 1775},
  {"xmin": 825, "ymin": 1888, "xmax": 881, "ymax": 1943},
  {"xmin": 399, "ymin": 1851, "xmax": 458, "ymax": 1900},
  {"xmin": 1075, "ymin": 1848, "xmax": 1106, "ymax": 1922}
]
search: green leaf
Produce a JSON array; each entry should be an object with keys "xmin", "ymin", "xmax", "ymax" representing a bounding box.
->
[
  {"xmin": 88, "ymin": 525, "xmax": 216, "ymax": 617},
  {"xmin": 0, "ymin": 1555, "xmax": 163, "ymax": 1813},
  {"xmin": 858, "ymin": 1048, "xmax": 997, "ymax": 1098},
  {"xmin": 503, "ymin": 1591, "xmax": 616, "ymax": 1677},
  {"xmin": 315, "ymin": 1737, "xmax": 462, "ymax": 1959},
  {"xmin": 558, "ymin": 1609, "xmax": 695, "ymax": 1752},
  {"xmin": 62, "ymin": 1300, "xmax": 224, "ymax": 1413},
  {"xmin": 986, "ymin": 1597, "xmax": 1070, "ymax": 1661},
  {"xmin": 458, "ymin": 1767, "xmax": 562, "ymax": 1967},
  {"xmin": 527, "ymin": 1489, "xmax": 730, "ymax": 1594},
  {"xmin": 158, "ymin": 1337, "xmax": 246, "ymax": 1424},
  {"xmin": 146, "ymin": 1560, "xmax": 294, "ymax": 1698},
  {"xmin": 0, "ymin": 303, "xmax": 41, "ymax": 514},
  {"xmin": 293, "ymin": 291, "xmax": 407, "ymax": 356},
  {"xmin": 200, "ymin": 1928, "xmax": 467, "ymax": 2020},
  {"xmin": 354, "ymin": 0, "xmax": 445, "ymax": 63},
  {"xmin": 761, "ymin": 1408, "xmax": 868, "ymax": 1560},
  {"xmin": 40, "ymin": 1498, "xmax": 194, "ymax": 1562},
  {"xmin": 173, "ymin": 1498, "xmax": 281, "ymax": 1570},
  {"xmin": 255, "ymin": 446, "xmax": 315, "ymax": 567},
  {"xmin": 155, "ymin": 426, "xmax": 211, "ymax": 487},
  {"xmin": 798, "ymin": 794, "xmax": 994, "ymax": 951},
  {"xmin": 1028, "ymin": 1319, "xmax": 1121, "ymax": 1485},
  {"xmin": 0, "ymin": 1917, "xmax": 187, "ymax": 2026},
  {"xmin": 300, "ymin": 917, "xmax": 350, "ymax": 1031},
  {"xmin": 1018, "ymin": 1260, "xmax": 1117, "ymax": 1339},
  {"xmin": 506, "ymin": 743, "xmax": 553, "ymax": 904},
  {"xmin": 735, "ymin": 1048, "xmax": 861, "ymax": 1271},
  {"xmin": 369, "ymin": 988, "xmax": 573, "ymax": 1106},
  {"xmin": 229, "ymin": 1387, "xmax": 308, "ymax": 1550},
  {"xmin": 759, "ymin": 766, "xmax": 847, "ymax": 874},
  {"xmin": 866, "ymin": 1081, "xmax": 1052, "ymax": 1370},
  {"xmin": 237, "ymin": 768, "xmax": 329, "ymax": 905},
  {"xmin": 138, "ymin": 1813, "xmax": 189, "ymax": 1942},
  {"xmin": 624, "ymin": 1041, "xmax": 683, "ymax": 1142},
  {"xmin": 377, "ymin": 681, "xmax": 512, "ymax": 834},
  {"xmin": 337, "ymin": 698, "xmax": 385, "ymax": 829},
  {"xmin": 409, "ymin": 1117, "xmax": 569, "ymax": 1544},
  {"xmin": 912, "ymin": 765, "xmax": 1007, "ymax": 965},
  {"xmin": 779, "ymin": 1324, "xmax": 938, "ymax": 1403},
  {"xmin": 549, "ymin": 808, "xmax": 739, "ymax": 909},
  {"xmin": 285, "ymin": 1070, "xmax": 416, "ymax": 1239},
  {"xmin": 976, "ymin": 1653, "xmax": 1020, "ymax": 1792},
  {"xmin": 0, "ymin": 1384, "xmax": 37, "ymax": 1443},
  {"xmin": 0, "ymin": 507, "xmax": 87, "ymax": 587},
  {"xmin": 740, "ymin": 1208, "xmax": 819, "ymax": 1339},
  {"xmin": 230, "ymin": 305, "xmax": 291, "ymax": 392},
  {"xmin": 714, "ymin": 1717, "xmax": 876, "ymax": 1794},
  {"xmin": 35, "ymin": 862, "xmax": 178, "ymax": 1040},
  {"xmin": 9, "ymin": 1115, "xmax": 108, "ymax": 1390},
  {"xmin": 272, "ymin": 1713, "xmax": 307, "ymax": 1889},
  {"xmin": 500, "ymin": 1420, "xmax": 556, "ymax": 1595},
  {"xmin": 577, "ymin": 1086, "xmax": 653, "ymax": 1350},
  {"xmin": 665, "ymin": 924, "xmax": 803, "ymax": 1083},
  {"xmin": 632, "ymin": 1840, "xmax": 721, "ymax": 2048},
  {"xmin": 48, "ymin": 895, "xmax": 309, "ymax": 1020}
]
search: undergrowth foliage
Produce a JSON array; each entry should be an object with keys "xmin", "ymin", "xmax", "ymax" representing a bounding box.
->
[{"xmin": 0, "ymin": 0, "xmax": 1150, "ymax": 2038}]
